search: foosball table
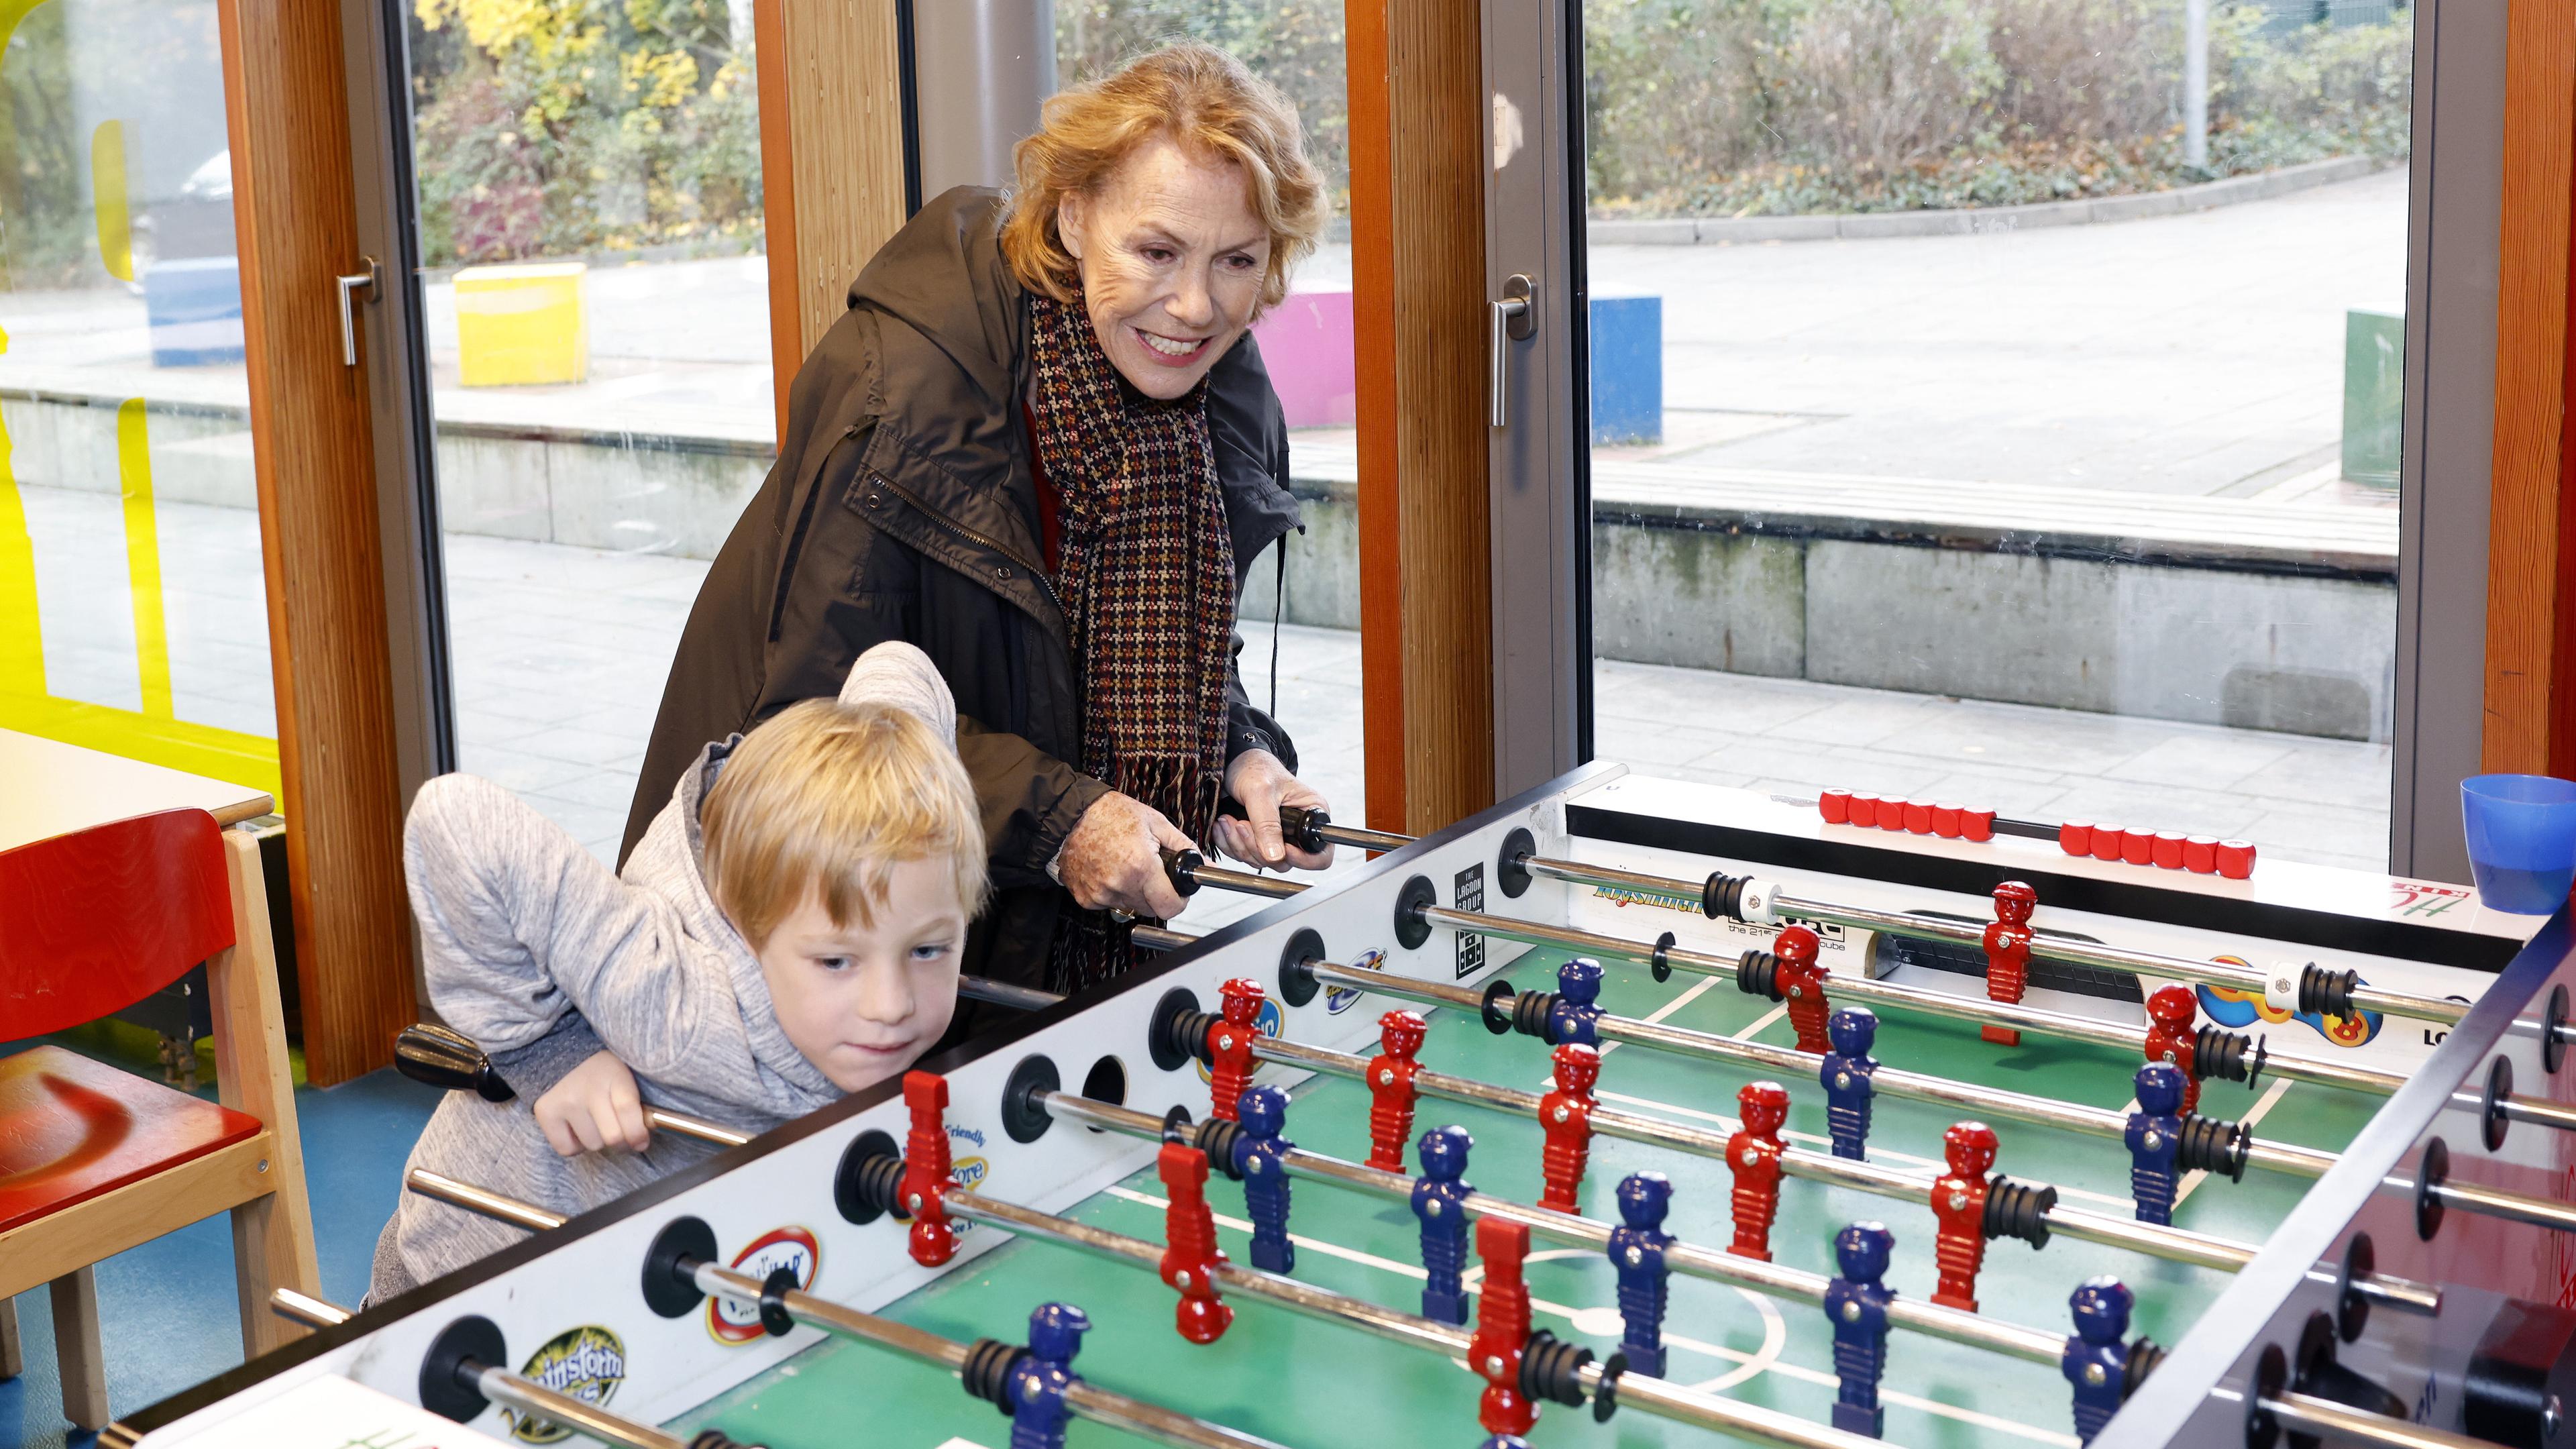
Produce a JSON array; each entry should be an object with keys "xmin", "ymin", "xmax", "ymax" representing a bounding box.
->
[{"xmin": 102, "ymin": 763, "xmax": 2576, "ymax": 1449}]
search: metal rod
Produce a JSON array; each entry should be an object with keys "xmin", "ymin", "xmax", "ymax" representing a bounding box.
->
[
  {"xmin": 1134, "ymin": 924, "xmax": 1197, "ymax": 953},
  {"xmin": 469, "ymin": 1362, "xmax": 690, "ymax": 1449},
  {"xmin": 2430, "ymin": 1178, "xmax": 2576, "ymax": 1234},
  {"xmin": 692, "ymin": 1263, "xmax": 1289, "ymax": 1449},
  {"xmin": 1312, "ymin": 820, "xmax": 1414, "ymax": 853},
  {"xmin": 1034, "ymin": 1090, "xmax": 2071, "ymax": 1366},
  {"xmin": 961, "ymin": 975, "xmax": 1065, "ymax": 1012},
  {"xmin": 1423, "ymin": 900, "xmax": 2408, "ymax": 1100},
  {"xmin": 1307, "ymin": 960, "xmax": 2343, "ymax": 1181},
  {"xmin": 268, "ymin": 1287, "xmax": 352, "ymax": 1329},
  {"xmin": 940, "ymin": 1191, "xmax": 1881, "ymax": 1448},
  {"xmin": 1184, "ymin": 861, "xmax": 1306, "ymax": 900},
  {"xmin": 1519, "ymin": 855, "xmax": 2476, "ymax": 1030},
  {"xmin": 409, "ymin": 1169, "xmax": 568, "ymax": 1232},
  {"xmin": 2209, "ymin": 1385, "xmax": 2504, "ymax": 1449},
  {"xmin": 648, "ymin": 1108, "xmax": 751, "ymax": 1148}
]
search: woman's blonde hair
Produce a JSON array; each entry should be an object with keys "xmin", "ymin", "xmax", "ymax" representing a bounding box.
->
[
  {"xmin": 1002, "ymin": 41, "xmax": 1329, "ymax": 313},
  {"xmin": 701, "ymin": 700, "xmax": 988, "ymax": 949}
]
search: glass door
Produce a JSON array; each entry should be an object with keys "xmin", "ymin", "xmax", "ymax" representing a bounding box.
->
[
  {"xmin": 1543, "ymin": 0, "xmax": 2430, "ymax": 873},
  {"xmin": 0, "ymin": 0, "xmax": 280, "ymax": 792},
  {"xmin": 392, "ymin": 0, "xmax": 777, "ymax": 861}
]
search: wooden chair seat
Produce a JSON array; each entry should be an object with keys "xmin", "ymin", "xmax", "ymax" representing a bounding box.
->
[{"xmin": 0, "ymin": 1046, "xmax": 264, "ymax": 1236}]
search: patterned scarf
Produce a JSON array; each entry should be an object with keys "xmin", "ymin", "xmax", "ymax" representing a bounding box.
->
[{"xmin": 1026, "ymin": 291, "xmax": 1238, "ymax": 991}]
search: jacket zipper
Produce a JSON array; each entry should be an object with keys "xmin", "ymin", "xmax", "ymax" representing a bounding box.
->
[{"xmin": 871, "ymin": 470, "xmax": 1066, "ymax": 620}]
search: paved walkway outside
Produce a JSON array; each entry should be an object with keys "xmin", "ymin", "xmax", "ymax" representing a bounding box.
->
[
  {"xmin": 17, "ymin": 485, "xmax": 2388, "ymax": 881},
  {"xmin": 1, "ymin": 167, "xmax": 2407, "ymax": 504}
]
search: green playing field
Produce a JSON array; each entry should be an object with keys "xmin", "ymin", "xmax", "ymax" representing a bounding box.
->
[{"xmin": 675, "ymin": 947, "xmax": 2385, "ymax": 1449}]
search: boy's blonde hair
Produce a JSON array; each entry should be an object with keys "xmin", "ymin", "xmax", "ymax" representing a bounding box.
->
[
  {"xmin": 1001, "ymin": 40, "xmax": 1329, "ymax": 315},
  {"xmin": 701, "ymin": 700, "xmax": 988, "ymax": 949}
]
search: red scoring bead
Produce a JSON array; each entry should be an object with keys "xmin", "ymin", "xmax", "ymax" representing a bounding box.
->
[
  {"xmin": 2090, "ymin": 826, "xmax": 2126, "ymax": 863},
  {"xmin": 1931, "ymin": 802, "xmax": 1962, "ymax": 838},
  {"xmin": 1820, "ymin": 790, "xmax": 1852, "ymax": 824},
  {"xmin": 2216, "ymin": 839, "xmax": 2257, "ymax": 879},
  {"xmin": 2151, "ymin": 832, "xmax": 2187, "ymax": 869},
  {"xmin": 1962, "ymin": 808, "xmax": 1996, "ymax": 843},
  {"xmin": 1848, "ymin": 794, "xmax": 1880, "ymax": 828},
  {"xmin": 1903, "ymin": 800, "xmax": 1933, "ymax": 833},
  {"xmin": 2184, "ymin": 836, "xmax": 2219, "ymax": 873},
  {"xmin": 2060, "ymin": 822, "xmax": 2093, "ymax": 856},
  {"xmin": 2120, "ymin": 831, "xmax": 2154, "ymax": 866}
]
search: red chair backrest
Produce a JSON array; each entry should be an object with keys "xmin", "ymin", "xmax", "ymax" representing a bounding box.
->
[{"xmin": 0, "ymin": 809, "xmax": 234, "ymax": 1040}]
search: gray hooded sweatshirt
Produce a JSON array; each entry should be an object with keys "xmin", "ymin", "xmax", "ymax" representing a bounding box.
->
[{"xmin": 368, "ymin": 645, "xmax": 957, "ymax": 1301}]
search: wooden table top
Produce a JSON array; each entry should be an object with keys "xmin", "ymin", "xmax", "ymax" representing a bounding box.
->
[{"xmin": 0, "ymin": 729, "xmax": 275, "ymax": 853}]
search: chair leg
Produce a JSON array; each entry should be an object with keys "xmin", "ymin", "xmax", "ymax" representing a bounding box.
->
[
  {"xmin": 1, "ymin": 1292, "xmax": 23, "ymax": 1379},
  {"xmin": 231, "ymin": 1186, "xmax": 318, "ymax": 1355},
  {"xmin": 50, "ymin": 1267, "xmax": 109, "ymax": 1430}
]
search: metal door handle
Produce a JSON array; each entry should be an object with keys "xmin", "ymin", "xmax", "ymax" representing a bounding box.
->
[
  {"xmin": 1489, "ymin": 273, "xmax": 1536, "ymax": 428},
  {"xmin": 337, "ymin": 259, "xmax": 379, "ymax": 367}
]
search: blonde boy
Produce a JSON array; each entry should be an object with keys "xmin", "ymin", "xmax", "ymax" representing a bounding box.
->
[{"xmin": 370, "ymin": 645, "xmax": 983, "ymax": 1301}]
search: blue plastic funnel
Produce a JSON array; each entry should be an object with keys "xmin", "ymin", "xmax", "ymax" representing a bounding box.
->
[{"xmin": 2461, "ymin": 773, "xmax": 2576, "ymax": 914}]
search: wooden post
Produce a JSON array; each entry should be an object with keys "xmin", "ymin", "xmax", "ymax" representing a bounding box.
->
[
  {"xmin": 218, "ymin": 0, "xmax": 417, "ymax": 1083},
  {"xmin": 754, "ymin": 0, "xmax": 910, "ymax": 430},
  {"xmin": 1348, "ymin": 0, "xmax": 1495, "ymax": 836}
]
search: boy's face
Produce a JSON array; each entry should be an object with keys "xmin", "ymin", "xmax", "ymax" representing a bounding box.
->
[{"xmin": 754, "ymin": 859, "xmax": 967, "ymax": 1093}]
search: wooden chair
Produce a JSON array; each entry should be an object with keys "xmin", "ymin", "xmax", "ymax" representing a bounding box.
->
[{"xmin": 0, "ymin": 808, "xmax": 319, "ymax": 1428}]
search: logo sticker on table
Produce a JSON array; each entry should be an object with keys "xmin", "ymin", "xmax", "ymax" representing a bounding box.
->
[
  {"xmin": 951, "ymin": 1124, "xmax": 990, "ymax": 1237},
  {"xmin": 507, "ymin": 1325, "xmax": 626, "ymax": 1442},
  {"xmin": 1455, "ymin": 863, "xmax": 1487, "ymax": 981},
  {"xmin": 2196, "ymin": 956, "xmax": 2382, "ymax": 1048},
  {"xmin": 708, "ymin": 1226, "xmax": 822, "ymax": 1344},
  {"xmin": 1326, "ymin": 949, "xmax": 1386, "ymax": 1014}
]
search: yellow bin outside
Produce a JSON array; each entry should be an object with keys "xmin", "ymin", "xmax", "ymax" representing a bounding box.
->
[{"xmin": 455, "ymin": 262, "xmax": 589, "ymax": 386}]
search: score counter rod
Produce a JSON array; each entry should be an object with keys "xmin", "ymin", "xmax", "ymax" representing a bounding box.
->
[
  {"xmin": 1030, "ymin": 1090, "xmax": 2074, "ymax": 1366},
  {"xmin": 1303, "ymin": 959, "xmax": 2343, "ymax": 1181},
  {"xmin": 269, "ymin": 1287, "xmax": 354, "ymax": 1329}
]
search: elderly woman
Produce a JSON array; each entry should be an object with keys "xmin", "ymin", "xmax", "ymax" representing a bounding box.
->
[{"xmin": 624, "ymin": 42, "xmax": 1335, "ymax": 994}]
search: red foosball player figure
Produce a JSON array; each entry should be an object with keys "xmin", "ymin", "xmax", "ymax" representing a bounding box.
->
[
  {"xmin": 1208, "ymin": 978, "xmax": 1267, "ymax": 1122},
  {"xmin": 900, "ymin": 1071, "xmax": 957, "ymax": 1267},
  {"xmin": 1367, "ymin": 1010, "xmax": 1429, "ymax": 1172},
  {"xmin": 1982, "ymin": 881, "xmax": 2037, "ymax": 1046},
  {"xmin": 1470, "ymin": 1216, "xmax": 1539, "ymax": 1436},
  {"xmin": 1157, "ymin": 1142, "xmax": 1234, "ymax": 1344},
  {"xmin": 1931, "ymin": 1121, "xmax": 1999, "ymax": 1312},
  {"xmin": 1538, "ymin": 1042, "xmax": 1600, "ymax": 1213},
  {"xmin": 1725, "ymin": 1081, "xmax": 1790, "ymax": 1260},
  {"xmin": 2142, "ymin": 985, "xmax": 2202, "ymax": 1114},
  {"xmin": 1774, "ymin": 926, "xmax": 1833, "ymax": 1053}
]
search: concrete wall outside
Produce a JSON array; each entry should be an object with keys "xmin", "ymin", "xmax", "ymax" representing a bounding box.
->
[{"xmin": 11, "ymin": 389, "xmax": 2394, "ymax": 742}]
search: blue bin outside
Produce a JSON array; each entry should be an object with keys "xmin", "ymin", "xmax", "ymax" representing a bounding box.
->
[
  {"xmin": 1590, "ymin": 294, "xmax": 1662, "ymax": 446},
  {"xmin": 145, "ymin": 256, "xmax": 246, "ymax": 366}
]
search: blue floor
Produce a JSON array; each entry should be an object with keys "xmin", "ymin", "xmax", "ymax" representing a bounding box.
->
[{"xmin": 1, "ymin": 1050, "xmax": 442, "ymax": 1448}]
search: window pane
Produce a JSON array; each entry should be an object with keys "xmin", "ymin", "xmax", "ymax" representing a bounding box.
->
[
  {"xmin": 405, "ymin": 0, "xmax": 772, "ymax": 860},
  {"xmin": 1581, "ymin": 0, "xmax": 2411, "ymax": 871},
  {"xmin": 0, "ymin": 0, "xmax": 280, "ymax": 794},
  {"xmin": 1057, "ymin": 4, "xmax": 1368, "ymax": 928}
]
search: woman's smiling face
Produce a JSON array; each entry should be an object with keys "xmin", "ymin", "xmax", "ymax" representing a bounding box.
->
[{"xmin": 1057, "ymin": 136, "xmax": 1270, "ymax": 400}]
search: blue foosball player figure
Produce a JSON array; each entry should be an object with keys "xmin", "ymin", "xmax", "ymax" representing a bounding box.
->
[
  {"xmin": 1232, "ymin": 1084, "xmax": 1297, "ymax": 1273},
  {"xmin": 2126, "ymin": 1064, "xmax": 2186, "ymax": 1226},
  {"xmin": 1607, "ymin": 1171, "xmax": 1675, "ymax": 1377},
  {"xmin": 1008, "ymin": 1301, "xmax": 1089, "ymax": 1449},
  {"xmin": 1823, "ymin": 1222, "xmax": 1896, "ymax": 1438},
  {"xmin": 1549, "ymin": 957, "xmax": 1605, "ymax": 1046},
  {"xmin": 1413, "ymin": 1124, "xmax": 1476, "ymax": 1324},
  {"xmin": 2062, "ymin": 1277, "xmax": 2136, "ymax": 1444},
  {"xmin": 1820, "ymin": 1007, "xmax": 1880, "ymax": 1161}
]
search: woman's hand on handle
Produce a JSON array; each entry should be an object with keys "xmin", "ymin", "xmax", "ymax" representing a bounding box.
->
[
  {"xmin": 1059, "ymin": 790, "xmax": 1195, "ymax": 920},
  {"xmin": 1214, "ymin": 749, "xmax": 1334, "ymax": 872}
]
